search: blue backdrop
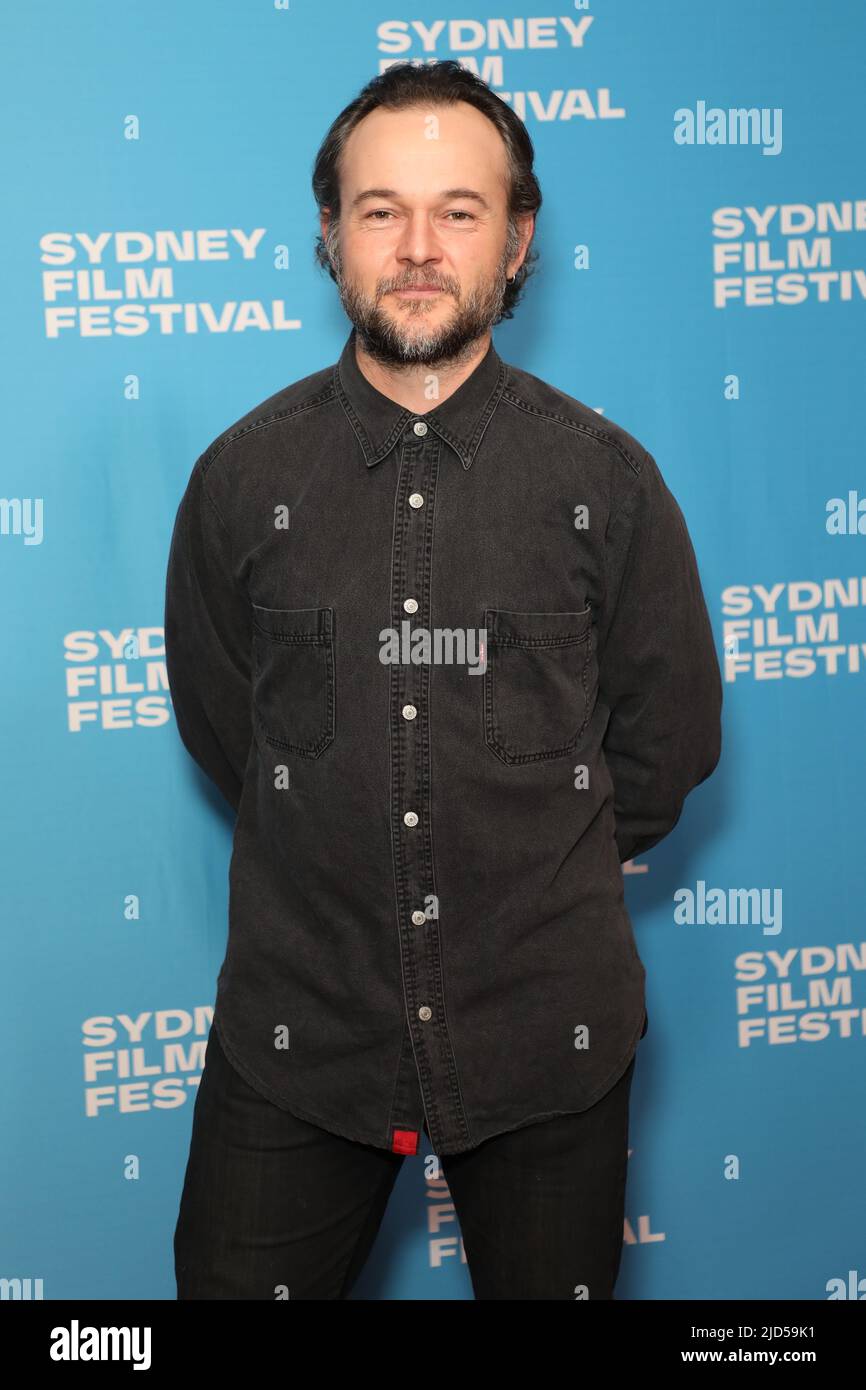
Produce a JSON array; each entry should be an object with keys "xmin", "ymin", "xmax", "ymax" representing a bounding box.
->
[{"xmin": 2, "ymin": 0, "xmax": 864, "ymax": 1301}]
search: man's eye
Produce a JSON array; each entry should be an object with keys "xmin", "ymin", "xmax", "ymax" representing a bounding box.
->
[{"xmin": 363, "ymin": 209, "xmax": 474, "ymax": 222}]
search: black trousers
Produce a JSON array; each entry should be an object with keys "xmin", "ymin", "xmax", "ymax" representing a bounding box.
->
[{"xmin": 174, "ymin": 1024, "xmax": 637, "ymax": 1300}]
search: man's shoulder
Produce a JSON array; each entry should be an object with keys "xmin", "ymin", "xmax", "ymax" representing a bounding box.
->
[
  {"xmin": 197, "ymin": 357, "xmax": 338, "ymax": 474},
  {"xmin": 500, "ymin": 355, "xmax": 651, "ymax": 480}
]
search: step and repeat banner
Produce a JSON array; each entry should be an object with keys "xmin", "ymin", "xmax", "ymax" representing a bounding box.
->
[{"xmin": 2, "ymin": 0, "xmax": 864, "ymax": 1301}]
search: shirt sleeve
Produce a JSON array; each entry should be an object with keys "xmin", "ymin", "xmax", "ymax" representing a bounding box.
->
[
  {"xmin": 164, "ymin": 454, "xmax": 253, "ymax": 814},
  {"xmin": 597, "ymin": 449, "xmax": 722, "ymax": 865}
]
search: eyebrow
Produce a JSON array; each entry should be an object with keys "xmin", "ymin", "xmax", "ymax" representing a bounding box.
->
[{"xmin": 350, "ymin": 187, "xmax": 491, "ymax": 212}]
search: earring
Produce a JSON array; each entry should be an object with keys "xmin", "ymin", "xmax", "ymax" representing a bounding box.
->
[{"xmin": 507, "ymin": 273, "xmax": 516, "ymax": 284}]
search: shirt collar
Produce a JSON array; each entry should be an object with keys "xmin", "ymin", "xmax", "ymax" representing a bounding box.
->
[{"xmin": 334, "ymin": 326, "xmax": 508, "ymax": 470}]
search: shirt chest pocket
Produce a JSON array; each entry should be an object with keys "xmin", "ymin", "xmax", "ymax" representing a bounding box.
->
[
  {"xmin": 250, "ymin": 604, "xmax": 335, "ymax": 757},
  {"xmin": 482, "ymin": 607, "xmax": 596, "ymax": 764}
]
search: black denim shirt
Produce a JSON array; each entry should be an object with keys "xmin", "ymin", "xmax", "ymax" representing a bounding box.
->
[{"xmin": 164, "ymin": 327, "xmax": 722, "ymax": 1156}]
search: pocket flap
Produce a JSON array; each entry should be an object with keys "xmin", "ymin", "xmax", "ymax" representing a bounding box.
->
[
  {"xmin": 251, "ymin": 604, "xmax": 334, "ymax": 643},
  {"xmin": 484, "ymin": 608, "xmax": 591, "ymax": 644}
]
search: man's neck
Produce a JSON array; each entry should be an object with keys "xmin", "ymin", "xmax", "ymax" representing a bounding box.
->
[{"xmin": 353, "ymin": 332, "xmax": 491, "ymax": 415}]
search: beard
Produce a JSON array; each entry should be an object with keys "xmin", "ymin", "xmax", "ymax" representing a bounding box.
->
[{"xmin": 329, "ymin": 242, "xmax": 512, "ymax": 371}]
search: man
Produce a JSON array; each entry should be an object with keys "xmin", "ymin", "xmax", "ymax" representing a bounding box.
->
[{"xmin": 165, "ymin": 60, "xmax": 722, "ymax": 1301}]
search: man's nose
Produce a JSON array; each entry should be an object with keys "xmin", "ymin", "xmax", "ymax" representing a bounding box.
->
[{"xmin": 394, "ymin": 212, "xmax": 444, "ymax": 271}]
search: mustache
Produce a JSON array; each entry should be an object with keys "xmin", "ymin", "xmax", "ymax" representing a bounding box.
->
[{"xmin": 387, "ymin": 278, "xmax": 453, "ymax": 292}]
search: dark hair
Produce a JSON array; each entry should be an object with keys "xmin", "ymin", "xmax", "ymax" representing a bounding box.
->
[{"xmin": 311, "ymin": 61, "xmax": 542, "ymax": 320}]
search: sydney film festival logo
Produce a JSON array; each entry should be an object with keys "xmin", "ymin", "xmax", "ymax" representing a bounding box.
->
[
  {"xmin": 65, "ymin": 626, "xmax": 170, "ymax": 732},
  {"xmin": 82, "ymin": 1007, "xmax": 213, "ymax": 1115},
  {"xmin": 39, "ymin": 227, "xmax": 300, "ymax": 339}
]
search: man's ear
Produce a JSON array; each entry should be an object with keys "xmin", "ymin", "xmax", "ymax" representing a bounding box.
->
[{"xmin": 508, "ymin": 213, "xmax": 535, "ymax": 278}]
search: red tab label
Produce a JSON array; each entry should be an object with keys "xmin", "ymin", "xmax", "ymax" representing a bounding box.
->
[{"xmin": 391, "ymin": 1128, "xmax": 420, "ymax": 1155}]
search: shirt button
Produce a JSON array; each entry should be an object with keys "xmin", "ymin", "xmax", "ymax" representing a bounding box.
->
[
  {"xmin": 408, "ymin": 493, "xmax": 424, "ymax": 509},
  {"xmin": 418, "ymin": 1006, "xmax": 432, "ymax": 1021},
  {"xmin": 403, "ymin": 597, "xmax": 418, "ymax": 614},
  {"xmin": 402, "ymin": 703, "xmax": 417, "ymax": 720},
  {"xmin": 404, "ymin": 811, "xmax": 419, "ymax": 827},
  {"xmin": 411, "ymin": 908, "xmax": 426, "ymax": 925},
  {"xmin": 413, "ymin": 421, "xmax": 428, "ymax": 436}
]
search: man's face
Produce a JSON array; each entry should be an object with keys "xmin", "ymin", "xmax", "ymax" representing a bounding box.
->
[{"xmin": 321, "ymin": 101, "xmax": 529, "ymax": 368}]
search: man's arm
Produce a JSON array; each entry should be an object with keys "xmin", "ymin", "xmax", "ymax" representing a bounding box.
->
[
  {"xmin": 164, "ymin": 454, "xmax": 253, "ymax": 814},
  {"xmin": 597, "ymin": 449, "xmax": 722, "ymax": 864}
]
